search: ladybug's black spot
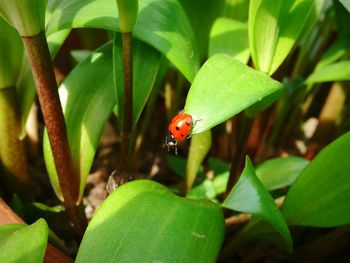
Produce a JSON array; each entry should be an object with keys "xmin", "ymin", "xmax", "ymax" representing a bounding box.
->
[
  {"xmin": 175, "ymin": 126, "xmax": 180, "ymax": 131},
  {"xmin": 185, "ymin": 122, "xmax": 190, "ymax": 126},
  {"xmin": 181, "ymin": 133, "xmax": 185, "ymax": 137}
]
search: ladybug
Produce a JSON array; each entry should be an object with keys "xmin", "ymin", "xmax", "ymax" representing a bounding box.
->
[{"xmin": 164, "ymin": 113, "xmax": 193, "ymax": 155}]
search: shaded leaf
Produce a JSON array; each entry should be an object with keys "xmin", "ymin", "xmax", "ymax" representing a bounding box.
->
[
  {"xmin": 46, "ymin": 0, "xmax": 199, "ymax": 82},
  {"xmin": 339, "ymin": 0, "xmax": 350, "ymax": 13},
  {"xmin": 76, "ymin": 180, "xmax": 225, "ymax": 263},
  {"xmin": 113, "ymin": 33, "xmax": 160, "ymax": 129},
  {"xmin": 223, "ymin": 156, "xmax": 292, "ymax": 252},
  {"xmin": 0, "ymin": 17, "xmax": 23, "ymax": 88},
  {"xmin": 185, "ymin": 130, "xmax": 212, "ymax": 192},
  {"xmin": 179, "ymin": 0, "xmax": 225, "ymax": 59},
  {"xmin": 184, "ymin": 54, "xmax": 283, "ymax": 134},
  {"xmin": 282, "ymin": 131, "xmax": 350, "ymax": 227}
]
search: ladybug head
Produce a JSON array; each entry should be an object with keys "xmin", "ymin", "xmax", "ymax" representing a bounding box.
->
[
  {"xmin": 164, "ymin": 132, "xmax": 178, "ymax": 155},
  {"xmin": 165, "ymin": 132, "xmax": 177, "ymax": 147}
]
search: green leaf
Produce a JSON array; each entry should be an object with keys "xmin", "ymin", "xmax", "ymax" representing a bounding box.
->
[
  {"xmin": 185, "ymin": 130, "xmax": 212, "ymax": 192},
  {"xmin": 113, "ymin": 34, "xmax": 161, "ymax": 129},
  {"xmin": 70, "ymin": 50, "xmax": 93, "ymax": 64},
  {"xmin": 306, "ymin": 61, "xmax": 350, "ymax": 84},
  {"xmin": 184, "ymin": 54, "xmax": 283, "ymax": 134},
  {"xmin": 0, "ymin": 0, "xmax": 47, "ymax": 36},
  {"xmin": 0, "ymin": 17, "xmax": 23, "ymax": 88},
  {"xmin": 187, "ymin": 158, "xmax": 230, "ymax": 200},
  {"xmin": 0, "ymin": 219, "xmax": 48, "ymax": 263},
  {"xmin": 47, "ymin": 0, "xmax": 199, "ymax": 82},
  {"xmin": 234, "ymin": 216, "xmax": 292, "ymax": 252},
  {"xmin": 223, "ymin": 0, "xmax": 249, "ymax": 22},
  {"xmin": 209, "ymin": 17, "xmax": 250, "ymax": 64},
  {"xmin": 249, "ymin": 0, "xmax": 314, "ymax": 75},
  {"xmin": 178, "ymin": 0, "xmax": 225, "ymax": 59},
  {"xmin": 256, "ymin": 156, "xmax": 309, "ymax": 191},
  {"xmin": 76, "ymin": 180, "xmax": 225, "ymax": 263},
  {"xmin": 339, "ymin": 0, "xmax": 350, "ymax": 13},
  {"xmin": 223, "ymin": 156, "xmax": 292, "ymax": 252},
  {"xmin": 314, "ymin": 37, "xmax": 350, "ymax": 71},
  {"xmin": 44, "ymin": 43, "xmax": 116, "ymax": 201},
  {"xmin": 282, "ymin": 131, "xmax": 350, "ymax": 227},
  {"xmin": 116, "ymin": 0, "xmax": 138, "ymax": 32}
]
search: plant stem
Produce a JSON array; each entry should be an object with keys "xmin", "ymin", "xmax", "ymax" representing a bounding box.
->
[
  {"xmin": 225, "ymin": 114, "xmax": 254, "ymax": 195},
  {"xmin": 22, "ymin": 31, "xmax": 87, "ymax": 237},
  {"xmin": 119, "ymin": 32, "xmax": 133, "ymax": 173},
  {"xmin": 0, "ymin": 87, "xmax": 32, "ymax": 201}
]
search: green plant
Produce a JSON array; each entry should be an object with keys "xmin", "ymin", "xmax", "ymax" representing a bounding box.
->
[{"xmin": 1, "ymin": 0, "xmax": 350, "ymax": 262}]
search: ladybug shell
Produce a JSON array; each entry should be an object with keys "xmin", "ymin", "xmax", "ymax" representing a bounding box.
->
[{"xmin": 168, "ymin": 113, "xmax": 193, "ymax": 141}]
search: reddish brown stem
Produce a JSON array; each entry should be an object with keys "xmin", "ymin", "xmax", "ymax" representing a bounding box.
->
[
  {"xmin": 119, "ymin": 32, "xmax": 133, "ymax": 173},
  {"xmin": 22, "ymin": 31, "xmax": 87, "ymax": 237}
]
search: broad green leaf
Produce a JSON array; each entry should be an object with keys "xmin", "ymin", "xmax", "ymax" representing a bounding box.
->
[
  {"xmin": 282, "ymin": 131, "xmax": 350, "ymax": 227},
  {"xmin": 179, "ymin": 0, "xmax": 225, "ymax": 59},
  {"xmin": 306, "ymin": 61, "xmax": 350, "ymax": 84},
  {"xmin": 339, "ymin": 0, "xmax": 350, "ymax": 12},
  {"xmin": 44, "ymin": 43, "xmax": 116, "ymax": 200},
  {"xmin": 76, "ymin": 180, "xmax": 225, "ymax": 263},
  {"xmin": 0, "ymin": 17, "xmax": 23, "ymax": 88},
  {"xmin": 209, "ymin": 17, "xmax": 250, "ymax": 64},
  {"xmin": 46, "ymin": 0, "xmax": 199, "ymax": 82},
  {"xmin": 256, "ymin": 156, "xmax": 309, "ymax": 191},
  {"xmin": 184, "ymin": 54, "xmax": 283, "ymax": 134},
  {"xmin": 223, "ymin": 156, "xmax": 292, "ymax": 252},
  {"xmin": 0, "ymin": 219, "xmax": 48, "ymax": 263},
  {"xmin": 113, "ymin": 34, "xmax": 160, "ymax": 129},
  {"xmin": 185, "ymin": 130, "xmax": 212, "ymax": 193},
  {"xmin": 249, "ymin": 0, "xmax": 314, "ymax": 75}
]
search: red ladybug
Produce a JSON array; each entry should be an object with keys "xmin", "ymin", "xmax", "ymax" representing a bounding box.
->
[{"xmin": 164, "ymin": 113, "xmax": 193, "ymax": 155}]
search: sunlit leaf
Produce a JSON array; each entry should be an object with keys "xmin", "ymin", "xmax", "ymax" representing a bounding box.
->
[
  {"xmin": 209, "ymin": 17, "xmax": 249, "ymax": 64},
  {"xmin": 256, "ymin": 156, "xmax": 309, "ymax": 190},
  {"xmin": 184, "ymin": 54, "xmax": 283, "ymax": 134},
  {"xmin": 47, "ymin": 0, "xmax": 199, "ymax": 82},
  {"xmin": 76, "ymin": 180, "xmax": 225, "ymax": 263},
  {"xmin": 249, "ymin": 0, "xmax": 314, "ymax": 75},
  {"xmin": 0, "ymin": 219, "xmax": 48, "ymax": 263},
  {"xmin": 282, "ymin": 131, "xmax": 350, "ymax": 227},
  {"xmin": 306, "ymin": 61, "xmax": 350, "ymax": 84}
]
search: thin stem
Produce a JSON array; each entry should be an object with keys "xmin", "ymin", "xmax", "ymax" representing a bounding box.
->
[
  {"xmin": 225, "ymin": 114, "xmax": 254, "ymax": 196},
  {"xmin": 22, "ymin": 31, "xmax": 87, "ymax": 237},
  {"xmin": 119, "ymin": 32, "xmax": 133, "ymax": 173},
  {"xmin": 0, "ymin": 87, "xmax": 32, "ymax": 201}
]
